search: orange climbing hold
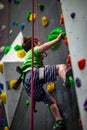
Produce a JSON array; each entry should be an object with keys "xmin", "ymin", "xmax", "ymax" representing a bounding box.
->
[
  {"xmin": 4, "ymin": 126, "xmax": 9, "ymax": 130},
  {"xmin": 47, "ymin": 82, "xmax": 55, "ymax": 93},
  {"xmin": 60, "ymin": 13, "xmax": 64, "ymax": 24}
]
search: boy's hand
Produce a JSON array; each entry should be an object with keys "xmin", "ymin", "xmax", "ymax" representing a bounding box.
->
[{"xmin": 57, "ymin": 33, "xmax": 63, "ymax": 41}]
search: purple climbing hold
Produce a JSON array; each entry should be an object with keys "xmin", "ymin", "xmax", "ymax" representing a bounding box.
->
[
  {"xmin": 71, "ymin": 12, "xmax": 76, "ymax": 19},
  {"xmin": 83, "ymin": 98, "xmax": 87, "ymax": 112},
  {"xmin": 75, "ymin": 77, "xmax": 81, "ymax": 87}
]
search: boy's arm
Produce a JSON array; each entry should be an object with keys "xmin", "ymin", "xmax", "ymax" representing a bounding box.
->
[{"xmin": 38, "ymin": 33, "xmax": 62, "ymax": 53}]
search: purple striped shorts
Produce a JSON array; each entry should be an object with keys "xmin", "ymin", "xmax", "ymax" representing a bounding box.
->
[{"xmin": 23, "ymin": 65, "xmax": 57, "ymax": 105}]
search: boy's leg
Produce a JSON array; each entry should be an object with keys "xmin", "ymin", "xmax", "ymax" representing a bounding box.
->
[
  {"xmin": 49, "ymin": 96, "xmax": 62, "ymax": 121},
  {"xmin": 56, "ymin": 64, "xmax": 67, "ymax": 80},
  {"xmin": 49, "ymin": 97, "xmax": 64, "ymax": 130},
  {"xmin": 41, "ymin": 91, "xmax": 64, "ymax": 130}
]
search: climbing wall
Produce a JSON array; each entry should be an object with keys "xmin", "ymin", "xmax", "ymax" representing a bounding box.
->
[
  {"xmin": 0, "ymin": 32, "xmax": 24, "ymax": 127},
  {"xmin": 60, "ymin": 0, "xmax": 87, "ymax": 130}
]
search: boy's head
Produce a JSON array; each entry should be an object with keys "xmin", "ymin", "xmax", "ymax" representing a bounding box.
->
[{"xmin": 22, "ymin": 36, "xmax": 41, "ymax": 52}]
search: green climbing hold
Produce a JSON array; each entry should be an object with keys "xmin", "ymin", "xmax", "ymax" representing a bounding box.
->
[
  {"xmin": 14, "ymin": 45, "xmax": 23, "ymax": 51},
  {"xmin": 62, "ymin": 32, "xmax": 66, "ymax": 39},
  {"xmin": 16, "ymin": 0, "xmax": 20, "ymax": 4},
  {"xmin": 38, "ymin": 3, "xmax": 45, "ymax": 11},
  {"xmin": 26, "ymin": 11, "xmax": 32, "ymax": 22},
  {"xmin": 48, "ymin": 27, "xmax": 63, "ymax": 50},
  {"xmin": 69, "ymin": 76, "xmax": 75, "ymax": 87},
  {"xmin": 45, "ymin": 104, "xmax": 50, "ymax": 111},
  {"xmin": 4, "ymin": 45, "xmax": 11, "ymax": 54},
  {"xmin": 15, "ymin": 21, "xmax": 19, "ymax": 26},
  {"xmin": 25, "ymin": 99, "xmax": 30, "ymax": 105}
]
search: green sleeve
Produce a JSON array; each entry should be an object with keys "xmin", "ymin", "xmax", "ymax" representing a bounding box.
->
[{"xmin": 34, "ymin": 46, "xmax": 41, "ymax": 56}]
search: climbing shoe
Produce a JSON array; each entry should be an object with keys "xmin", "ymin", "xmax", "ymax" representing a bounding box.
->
[{"xmin": 53, "ymin": 120, "xmax": 64, "ymax": 130}]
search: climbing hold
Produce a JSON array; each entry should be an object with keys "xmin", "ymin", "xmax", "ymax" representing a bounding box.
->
[
  {"xmin": 9, "ymin": 29, "xmax": 13, "ymax": 34},
  {"xmin": 60, "ymin": 13, "xmax": 64, "ymax": 24},
  {"xmin": 4, "ymin": 45, "xmax": 11, "ymax": 54},
  {"xmin": 29, "ymin": 13, "xmax": 36, "ymax": 22},
  {"xmin": 48, "ymin": 27, "xmax": 63, "ymax": 50},
  {"xmin": 77, "ymin": 118, "xmax": 83, "ymax": 129},
  {"xmin": 15, "ymin": 21, "xmax": 19, "ymax": 26},
  {"xmin": 12, "ymin": 20, "xmax": 16, "ymax": 25},
  {"xmin": 42, "ymin": 16, "xmax": 49, "ymax": 27},
  {"xmin": 77, "ymin": 58, "xmax": 86, "ymax": 70},
  {"xmin": 75, "ymin": 77, "xmax": 81, "ymax": 87},
  {"xmin": 9, "ymin": 80, "xmax": 17, "ymax": 88},
  {"xmin": 17, "ymin": 50, "xmax": 26, "ymax": 58},
  {"xmin": 47, "ymin": 82, "xmax": 55, "ymax": 93},
  {"xmin": 0, "ymin": 93, "xmax": 6, "ymax": 104},
  {"xmin": 66, "ymin": 53, "xmax": 72, "ymax": 66},
  {"xmin": 4, "ymin": 126, "xmax": 9, "ymax": 130},
  {"xmin": 45, "ymin": 104, "xmax": 50, "ymax": 111},
  {"xmin": 25, "ymin": 99, "xmax": 30, "ymax": 105},
  {"xmin": 26, "ymin": 11, "xmax": 32, "ymax": 22},
  {"xmin": 71, "ymin": 12, "xmax": 76, "ymax": 19},
  {"xmin": 83, "ymin": 98, "xmax": 87, "ymax": 112},
  {"xmin": 0, "ymin": 2, "xmax": 5, "ymax": 10},
  {"xmin": 0, "ymin": 46, "xmax": 5, "ymax": 53},
  {"xmin": 38, "ymin": 3, "xmax": 45, "ymax": 11},
  {"xmin": 0, "ymin": 82, "xmax": 4, "ymax": 90},
  {"xmin": 63, "ymin": 35, "xmax": 68, "ymax": 46},
  {"xmin": 69, "ymin": 76, "xmax": 75, "ymax": 87},
  {"xmin": 0, "ymin": 63, "xmax": 3, "ymax": 73},
  {"xmin": 62, "ymin": 32, "xmax": 66, "ymax": 39},
  {"xmin": 1, "ymin": 25, "xmax": 6, "ymax": 31},
  {"xmin": 13, "ymin": 0, "xmax": 20, "ymax": 4},
  {"xmin": 20, "ymin": 23, "xmax": 25, "ymax": 30},
  {"xmin": 9, "ymin": 79, "xmax": 21, "ymax": 89},
  {"xmin": 15, "ymin": 0, "xmax": 20, "ymax": 4},
  {"xmin": 1, "ymin": 118, "xmax": 6, "ymax": 128},
  {"xmin": 14, "ymin": 44, "xmax": 23, "ymax": 51}
]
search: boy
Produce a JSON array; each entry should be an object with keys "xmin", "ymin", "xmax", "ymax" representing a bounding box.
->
[{"xmin": 21, "ymin": 33, "xmax": 67, "ymax": 130}]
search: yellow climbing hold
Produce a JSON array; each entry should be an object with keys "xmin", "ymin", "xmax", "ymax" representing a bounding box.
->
[
  {"xmin": 4, "ymin": 126, "xmax": 9, "ymax": 130},
  {"xmin": 47, "ymin": 82, "xmax": 55, "ymax": 93},
  {"xmin": 9, "ymin": 79, "xmax": 21, "ymax": 89},
  {"xmin": 0, "ymin": 63, "xmax": 3, "ymax": 73},
  {"xmin": 29, "ymin": 13, "xmax": 36, "ymax": 22},
  {"xmin": 42, "ymin": 16, "xmax": 49, "ymax": 26},
  {"xmin": 0, "ymin": 93, "xmax": 6, "ymax": 104},
  {"xmin": 17, "ymin": 50, "xmax": 26, "ymax": 58}
]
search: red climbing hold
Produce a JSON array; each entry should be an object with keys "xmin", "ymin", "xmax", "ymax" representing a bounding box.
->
[
  {"xmin": 77, "ymin": 58, "xmax": 86, "ymax": 70},
  {"xmin": 66, "ymin": 53, "xmax": 72, "ymax": 66}
]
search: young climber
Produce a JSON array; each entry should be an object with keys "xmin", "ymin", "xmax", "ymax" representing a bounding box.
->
[{"xmin": 21, "ymin": 33, "xmax": 67, "ymax": 130}]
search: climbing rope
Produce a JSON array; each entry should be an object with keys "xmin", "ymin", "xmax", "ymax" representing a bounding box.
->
[
  {"xmin": 36, "ymin": 0, "xmax": 40, "ymax": 40},
  {"xmin": 30, "ymin": 0, "xmax": 35, "ymax": 130}
]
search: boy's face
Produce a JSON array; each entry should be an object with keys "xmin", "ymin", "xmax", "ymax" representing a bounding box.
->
[{"xmin": 34, "ymin": 40, "xmax": 44, "ymax": 46}]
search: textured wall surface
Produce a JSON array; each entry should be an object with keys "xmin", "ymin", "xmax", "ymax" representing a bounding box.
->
[{"xmin": 0, "ymin": 0, "xmax": 81, "ymax": 130}]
